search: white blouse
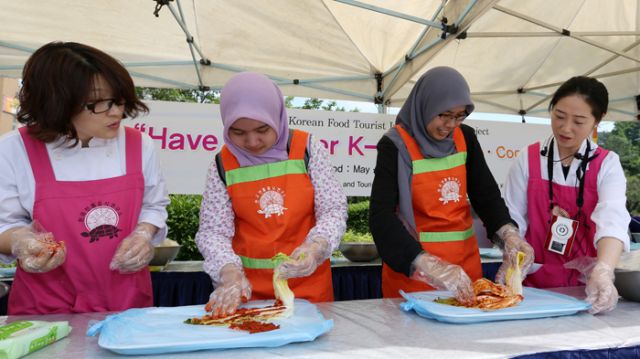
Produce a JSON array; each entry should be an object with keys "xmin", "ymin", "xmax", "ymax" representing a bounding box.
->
[
  {"xmin": 504, "ymin": 137, "xmax": 630, "ymax": 252},
  {"xmin": 0, "ymin": 127, "xmax": 170, "ymax": 260}
]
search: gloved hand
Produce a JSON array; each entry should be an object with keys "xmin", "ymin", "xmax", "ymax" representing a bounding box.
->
[
  {"xmin": 205, "ymin": 264, "xmax": 252, "ymax": 316},
  {"xmin": 276, "ymin": 238, "xmax": 330, "ymax": 279},
  {"xmin": 494, "ymin": 227, "xmax": 534, "ymax": 285},
  {"xmin": 109, "ymin": 226, "xmax": 154, "ymax": 273},
  {"xmin": 11, "ymin": 226, "xmax": 66, "ymax": 273},
  {"xmin": 411, "ymin": 252, "xmax": 475, "ymax": 306},
  {"xmin": 585, "ymin": 261, "xmax": 618, "ymax": 314},
  {"xmin": 565, "ymin": 258, "xmax": 618, "ymax": 314}
]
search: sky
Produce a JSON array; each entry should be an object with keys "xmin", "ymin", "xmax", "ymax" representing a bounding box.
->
[{"xmin": 291, "ymin": 98, "xmax": 616, "ymax": 132}]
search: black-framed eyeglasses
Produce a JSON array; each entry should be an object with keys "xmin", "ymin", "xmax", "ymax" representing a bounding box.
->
[
  {"xmin": 84, "ymin": 98, "xmax": 125, "ymax": 114},
  {"xmin": 438, "ymin": 111, "xmax": 468, "ymax": 124}
]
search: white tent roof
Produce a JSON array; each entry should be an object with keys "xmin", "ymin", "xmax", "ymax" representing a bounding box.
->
[{"xmin": 2, "ymin": 0, "xmax": 640, "ymax": 121}]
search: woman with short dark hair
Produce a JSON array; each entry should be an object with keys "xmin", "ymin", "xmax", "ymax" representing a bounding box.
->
[
  {"xmin": 504, "ymin": 76, "xmax": 630, "ymax": 314},
  {"xmin": 0, "ymin": 42, "xmax": 169, "ymax": 314}
]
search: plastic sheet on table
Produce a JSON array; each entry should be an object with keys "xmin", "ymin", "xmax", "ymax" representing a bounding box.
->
[{"xmin": 87, "ymin": 299, "xmax": 332, "ymax": 355}]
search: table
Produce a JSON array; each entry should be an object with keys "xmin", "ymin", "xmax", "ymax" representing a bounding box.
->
[{"xmin": 7, "ymin": 287, "xmax": 640, "ymax": 359}]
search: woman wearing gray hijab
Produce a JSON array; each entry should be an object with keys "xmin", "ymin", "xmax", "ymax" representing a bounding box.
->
[{"xmin": 369, "ymin": 66, "xmax": 533, "ymax": 304}]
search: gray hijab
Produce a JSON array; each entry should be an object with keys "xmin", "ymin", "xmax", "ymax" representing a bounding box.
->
[{"xmin": 385, "ymin": 66, "xmax": 474, "ymax": 232}]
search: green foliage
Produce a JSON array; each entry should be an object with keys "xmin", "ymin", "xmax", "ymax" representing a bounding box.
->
[
  {"xmin": 627, "ymin": 176, "xmax": 640, "ymax": 215},
  {"xmin": 347, "ymin": 200, "xmax": 370, "ymax": 235},
  {"xmin": 166, "ymin": 194, "xmax": 203, "ymax": 261},
  {"xmin": 301, "ymin": 98, "xmax": 324, "ymax": 110},
  {"xmin": 600, "ymin": 121, "xmax": 640, "ymax": 215},
  {"xmin": 284, "ymin": 96, "xmax": 295, "ymax": 108},
  {"xmin": 138, "ymin": 88, "xmax": 360, "ymax": 112},
  {"xmin": 348, "ymin": 196, "xmax": 369, "ymax": 204},
  {"xmin": 284, "ymin": 96, "xmax": 360, "ymax": 112},
  {"xmin": 136, "ymin": 87, "xmax": 220, "ymax": 104},
  {"xmin": 342, "ymin": 230, "xmax": 373, "ymax": 242}
]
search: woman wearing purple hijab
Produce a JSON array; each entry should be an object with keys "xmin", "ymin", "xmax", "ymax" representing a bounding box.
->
[
  {"xmin": 369, "ymin": 67, "xmax": 534, "ymax": 303},
  {"xmin": 195, "ymin": 72, "xmax": 347, "ymax": 315}
]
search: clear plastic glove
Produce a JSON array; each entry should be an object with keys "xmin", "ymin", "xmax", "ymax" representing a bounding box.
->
[
  {"xmin": 11, "ymin": 226, "xmax": 66, "ymax": 273},
  {"xmin": 276, "ymin": 238, "xmax": 330, "ymax": 279},
  {"xmin": 109, "ymin": 227, "xmax": 154, "ymax": 273},
  {"xmin": 565, "ymin": 257, "xmax": 618, "ymax": 314},
  {"xmin": 494, "ymin": 229, "xmax": 534, "ymax": 285},
  {"xmin": 205, "ymin": 264, "xmax": 252, "ymax": 316},
  {"xmin": 411, "ymin": 252, "xmax": 475, "ymax": 306}
]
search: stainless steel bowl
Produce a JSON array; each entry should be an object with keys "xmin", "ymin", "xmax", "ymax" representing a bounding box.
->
[
  {"xmin": 614, "ymin": 269, "xmax": 640, "ymax": 302},
  {"xmin": 150, "ymin": 245, "xmax": 181, "ymax": 266},
  {"xmin": 339, "ymin": 242, "xmax": 379, "ymax": 262}
]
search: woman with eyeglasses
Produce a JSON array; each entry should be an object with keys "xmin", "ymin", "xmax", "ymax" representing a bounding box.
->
[
  {"xmin": 504, "ymin": 76, "xmax": 630, "ymax": 314},
  {"xmin": 0, "ymin": 42, "xmax": 169, "ymax": 314},
  {"xmin": 369, "ymin": 66, "xmax": 533, "ymax": 303}
]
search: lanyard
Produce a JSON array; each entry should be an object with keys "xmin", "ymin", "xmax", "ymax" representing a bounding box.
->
[{"xmin": 546, "ymin": 138, "xmax": 591, "ymax": 213}]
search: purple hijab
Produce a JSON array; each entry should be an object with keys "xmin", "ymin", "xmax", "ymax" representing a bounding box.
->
[{"xmin": 220, "ymin": 72, "xmax": 289, "ymax": 167}]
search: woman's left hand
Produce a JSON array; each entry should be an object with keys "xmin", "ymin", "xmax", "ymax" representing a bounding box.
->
[
  {"xmin": 110, "ymin": 226, "xmax": 155, "ymax": 273},
  {"xmin": 585, "ymin": 261, "xmax": 618, "ymax": 314},
  {"xmin": 276, "ymin": 238, "xmax": 330, "ymax": 279},
  {"xmin": 495, "ymin": 232, "xmax": 534, "ymax": 284}
]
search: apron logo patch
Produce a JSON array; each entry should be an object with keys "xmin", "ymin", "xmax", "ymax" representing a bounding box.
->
[
  {"xmin": 78, "ymin": 202, "xmax": 123, "ymax": 243},
  {"xmin": 438, "ymin": 177, "xmax": 462, "ymax": 204},
  {"xmin": 255, "ymin": 187, "xmax": 287, "ymax": 218}
]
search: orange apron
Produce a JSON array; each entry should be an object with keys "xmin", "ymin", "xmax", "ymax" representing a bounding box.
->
[
  {"xmin": 219, "ymin": 129, "xmax": 333, "ymax": 302},
  {"xmin": 382, "ymin": 125, "xmax": 482, "ymax": 298}
]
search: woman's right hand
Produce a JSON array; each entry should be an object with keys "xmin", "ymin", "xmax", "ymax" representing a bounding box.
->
[
  {"xmin": 205, "ymin": 264, "xmax": 252, "ymax": 316},
  {"xmin": 10, "ymin": 226, "xmax": 66, "ymax": 273},
  {"xmin": 411, "ymin": 253, "xmax": 475, "ymax": 306}
]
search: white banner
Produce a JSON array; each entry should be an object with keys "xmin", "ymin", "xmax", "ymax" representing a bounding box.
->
[{"xmin": 133, "ymin": 101, "xmax": 550, "ymax": 196}]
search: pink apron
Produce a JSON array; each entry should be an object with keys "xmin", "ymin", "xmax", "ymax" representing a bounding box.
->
[
  {"xmin": 9, "ymin": 127, "xmax": 153, "ymax": 314},
  {"xmin": 523, "ymin": 142, "xmax": 607, "ymax": 288}
]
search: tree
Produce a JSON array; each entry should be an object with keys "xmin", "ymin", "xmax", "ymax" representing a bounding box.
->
[
  {"xmin": 600, "ymin": 121, "xmax": 640, "ymax": 215},
  {"xmin": 286, "ymin": 97, "xmax": 360, "ymax": 112},
  {"xmin": 301, "ymin": 98, "xmax": 324, "ymax": 110},
  {"xmin": 136, "ymin": 87, "xmax": 219, "ymax": 104}
]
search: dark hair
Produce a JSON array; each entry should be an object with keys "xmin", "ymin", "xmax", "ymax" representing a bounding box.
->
[
  {"xmin": 548, "ymin": 76, "xmax": 608, "ymax": 123},
  {"xmin": 17, "ymin": 42, "xmax": 148, "ymax": 142}
]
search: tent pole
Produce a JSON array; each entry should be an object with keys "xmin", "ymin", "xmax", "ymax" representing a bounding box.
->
[
  {"xmin": 155, "ymin": 0, "xmax": 210, "ymax": 90},
  {"xmin": 494, "ymin": 4, "xmax": 640, "ymax": 64},
  {"xmin": 379, "ymin": 2, "xmax": 447, "ymax": 100},
  {"xmin": 129, "ymin": 71, "xmax": 195, "ymax": 89},
  {"xmin": 333, "ymin": 0, "xmax": 443, "ymax": 28}
]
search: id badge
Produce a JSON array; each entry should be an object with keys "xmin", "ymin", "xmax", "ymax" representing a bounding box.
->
[{"xmin": 544, "ymin": 215, "xmax": 579, "ymax": 256}]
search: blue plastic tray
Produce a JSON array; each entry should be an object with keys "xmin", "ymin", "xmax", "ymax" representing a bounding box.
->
[
  {"xmin": 0, "ymin": 267, "xmax": 16, "ymax": 277},
  {"xmin": 87, "ymin": 300, "xmax": 333, "ymax": 355},
  {"xmin": 400, "ymin": 287, "xmax": 590, "ymax": 324},
  {"xmin": 479, "ymin": 247, "xmax": 503, "ymax": 259}
]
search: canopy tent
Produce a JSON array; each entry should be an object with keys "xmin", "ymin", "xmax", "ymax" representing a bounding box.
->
[{"xmin": 1, "ymin": 0, "xmax": 640, "ymax": 121}]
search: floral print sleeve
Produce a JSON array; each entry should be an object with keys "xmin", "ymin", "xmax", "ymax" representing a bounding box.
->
[
  {"xmin": 305, "ymin": 137, "xmax": 348, "ymax": 251},
  {"xmin": 196, "ymin": 136, "xmax": 348, "ymax": 285},
  {"xmin": 195, "ymin": 161, "xmax": 241, "ymax": 285}
]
